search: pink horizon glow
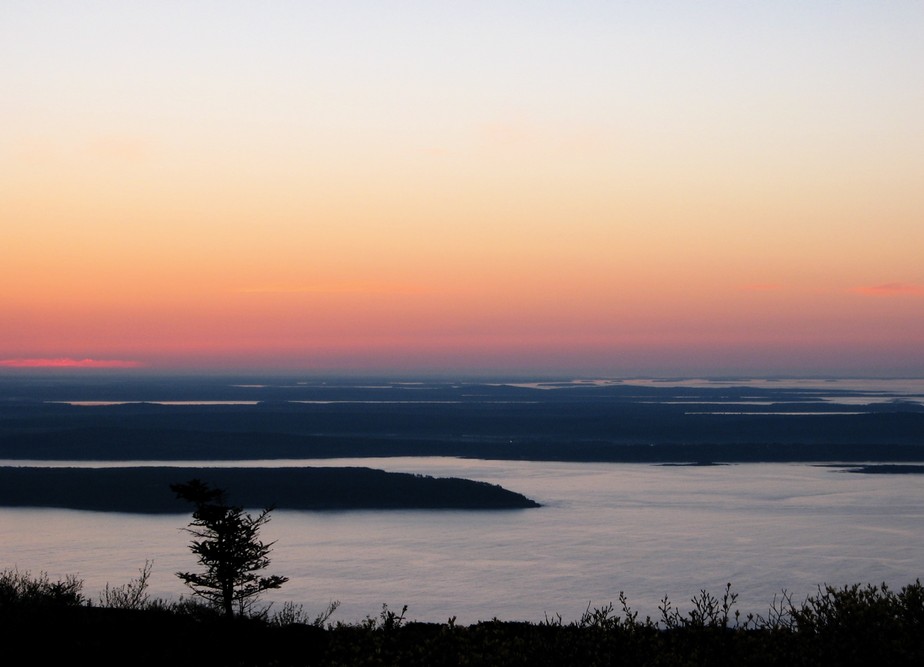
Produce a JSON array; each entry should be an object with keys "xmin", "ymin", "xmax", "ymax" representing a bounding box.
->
[{"xmin": 0, "ymin": 358, "xmax": 144, "ymax": 369}]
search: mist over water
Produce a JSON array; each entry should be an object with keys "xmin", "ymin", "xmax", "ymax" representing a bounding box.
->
[{"xmin": 3, "ymin": 459, "xmax": 921, "ymax": 624}]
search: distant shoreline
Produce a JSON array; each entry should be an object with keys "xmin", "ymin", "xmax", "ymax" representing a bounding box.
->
[
  {"xmin": 2, "ymin": 379, "xmax": 922, "ymax": 464},
  {"xmin": 835, "ymin": 464, "xmax": 924, "ymax": 475}
]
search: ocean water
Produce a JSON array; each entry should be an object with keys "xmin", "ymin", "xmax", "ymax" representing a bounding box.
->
[{"xmin": 2, "ymin": 458, "xmax": 921, "ymax": 624}]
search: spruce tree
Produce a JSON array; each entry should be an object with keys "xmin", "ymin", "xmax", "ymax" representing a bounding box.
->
[{"xmin": 172, "ymin": 479, "xmax": 288, "ymax": 617}]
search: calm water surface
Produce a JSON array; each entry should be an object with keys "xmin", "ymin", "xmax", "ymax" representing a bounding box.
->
[{"xmin": 2, "ymin": 459, "xmax": 922, "ymax": 624}]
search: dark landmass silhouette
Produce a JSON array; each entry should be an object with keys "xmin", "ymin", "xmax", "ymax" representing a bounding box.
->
[
  {"xmin": 658, "ymin": 461, "xmax": 728, "ymax": 467},
  {"xmin": 4, "ymin": 574, "xmax": 923, "ymax": 667},
  {"xmin": 1, "ymin": 376, "xmax": 922, "ymax": 463},
  {"xmin": 0, "ymin": 466, "xmax": 540, "ymax": 512},
  {"xmin": 839, "ymin": 464, "xmax": 924, "ymax": 474}
]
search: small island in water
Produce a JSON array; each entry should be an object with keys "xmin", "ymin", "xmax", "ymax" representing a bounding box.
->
[{"xmin": 0, "ymin": 466, "xmax": 540, "ymax": 512}]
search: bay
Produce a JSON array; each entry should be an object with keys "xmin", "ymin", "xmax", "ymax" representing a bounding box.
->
[{"xmin": 2, "ymin": 458, "xmax": 921, "ymax": 624}]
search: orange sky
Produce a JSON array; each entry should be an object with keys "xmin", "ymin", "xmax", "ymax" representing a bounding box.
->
[{"xmin": 2, "ymin": 2, "xmax": 923, "ymax": 376}]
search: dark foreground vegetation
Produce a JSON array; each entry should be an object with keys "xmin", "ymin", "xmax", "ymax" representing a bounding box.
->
[{"xmin": 2, "ymin": 569, "xmax": 922, "ymax": 666}]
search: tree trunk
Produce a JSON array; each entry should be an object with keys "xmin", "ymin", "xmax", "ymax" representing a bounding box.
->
[{"xmin": 223, "ymin": 584, "xmax": 234, "ymax": 617}]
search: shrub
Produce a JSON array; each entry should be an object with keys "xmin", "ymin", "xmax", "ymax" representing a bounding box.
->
[
  {"xmin": 0, "ymin": 568, "xmax": 85, "ymax": 608},
  {"xmin": 99, "ymin": 560, "xmax": 152, "ymax": 610}
]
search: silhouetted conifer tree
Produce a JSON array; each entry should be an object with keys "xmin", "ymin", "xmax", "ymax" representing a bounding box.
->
[{"xmin": 171, "ymin": 479, "xmax": 287, "ymax": 617}]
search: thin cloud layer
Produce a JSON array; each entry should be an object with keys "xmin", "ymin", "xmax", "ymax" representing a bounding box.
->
[
  {"xmin": 239, "ymin": 282, "xmax": 426, "ymax": 295},
  {"xmin": 853, "ymin": 283, "xmax": 924, "ymax": 297},
  {"xmin": 0, "ymin": 358, "xmax": 143, "ymax": 368}
]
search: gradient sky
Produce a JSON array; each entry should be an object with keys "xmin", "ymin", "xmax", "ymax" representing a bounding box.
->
[{"xmin": 3, "ymin": 1, "xmax": 923, "ymax": 376}]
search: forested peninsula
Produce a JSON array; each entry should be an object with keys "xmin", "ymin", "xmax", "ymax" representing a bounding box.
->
[{"xmin": 0, "ymin": 466, "xmax": 539, "ymax": 512}]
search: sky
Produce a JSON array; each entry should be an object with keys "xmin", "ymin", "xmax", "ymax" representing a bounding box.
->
[{"xmin": 2, "ymin": 1, "xmax": 923, "ymax": 377}]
